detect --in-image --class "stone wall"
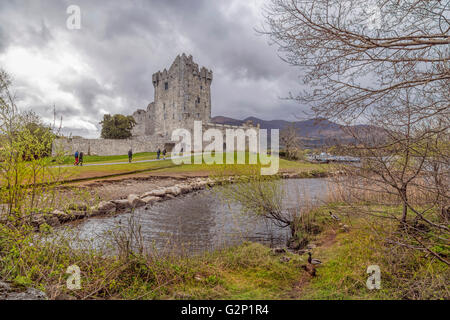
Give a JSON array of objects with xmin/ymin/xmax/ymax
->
[{"xmin": 52, "ymin": 137, "xmax": 167, "ymax": 156}]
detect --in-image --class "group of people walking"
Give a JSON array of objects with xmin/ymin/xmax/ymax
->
[
  {"xmin": 156, "ymin": 148, "xmax": 167, "ymax": 160},
  {"xmin": 74, "ymin": 148, "xmax": 168, "ymax": 166},
  {"xmin": 128, "ymin": 148, "xmax": 168, "ymax": 162},
  {"xmin": 74, "ymin": 151, "xmax": 84, "ymax": 166}
]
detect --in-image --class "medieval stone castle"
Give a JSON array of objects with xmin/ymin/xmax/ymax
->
[
  {"xmin": 132, "ymin": 53, "xmax": 214, "ymax": 139},
  {"xmin": 53, "ymin": 54, "xmax": 258, "ymax": 156}
]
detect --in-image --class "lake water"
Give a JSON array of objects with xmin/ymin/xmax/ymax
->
[{"xmin": 69, "ymin": 178, "xmax": 331, "ymax": 254}]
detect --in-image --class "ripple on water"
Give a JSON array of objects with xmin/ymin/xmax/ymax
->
[{"xmin": 70, "ymin": 178, "xmax": 331, "ymax": 254}]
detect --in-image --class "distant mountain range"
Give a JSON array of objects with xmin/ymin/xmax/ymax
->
[{"xmin": 211, "ymin": 116, "xmax": 375, "ymax": 147}]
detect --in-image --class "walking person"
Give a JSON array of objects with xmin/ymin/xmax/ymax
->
[
  {"xmin": 74, "ymin": 151, "xmax": 79, "ymax": 166},
  {"xmin": 79, "ymin": 151, "xmax": 84, "ymax": 166},
  {"xmin": 162, "ymin": 148, "xmax": 167, "ymax": 160},
  {"xmin": 128, "ymin": 149, "xmax": 133, "ymax": 163},
  {"xmin": 157, "ymin": 148, "xmax": 161, "ymax": 160}
]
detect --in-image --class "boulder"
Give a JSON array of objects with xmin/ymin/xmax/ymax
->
[
  {"xmin": 141, "ymin": 189, "xmax": 166, "ymax": 198},
  {"xmin": 112, "ymin": 199, "xmax": 131, "ymax": 211},
  {"xmin": 177, "ymin": 184, "xmax": 192, "ymax": 194},
  {"xmin": 0, "ymin": 281, "xmax": 12, "ymax": 292},
  {"xmin": 30, "ymin": 214, "xmax": 45, "ymax": 228},
  {"xmin": 165, "ymin": 186, "xmax": 181, "ymax": 196},
  {"xmin": 127, "ymin": 194, "xmax": 146, "ymax": 208},
  {"xmin": 198, "ymin": 181, "xmax": 209, "ymax": 188},
  {"xmin": 96, "ymin": 201, "xmax": 116, "ymax": 214},
  {"xmin": 68, "ymin": 203, "xmax": 88, "ymax": 212},
  {"xmin": 141, "ymin": 196, "xmax": 161, "ymax": 205},
  {"xmin": 189, "ymin": 183, "xmax": 198, "ymax": 191},
  {"xmin": 70, "ymin": 211, "xmax": 86, "ymax": 220},
  {"xmin": 53, "ymin": 209, "xmax": 71, "ymax": 223},
  {"xmin": 1, "ymin": 284, "xmax": 47, "ymax": 300},
  {"xmin": 44, "ymin": 214, "xmax": 61, "ymax": 227},
  {"xmin": 59, "ymin": 211, "xmax": 85, "ymax": 221}
]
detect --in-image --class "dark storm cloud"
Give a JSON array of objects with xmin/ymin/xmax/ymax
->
[
  {"xmin": 0, "ymin": 27, "xmax": 7, "ymax": 53},
  {"xmin": 59, "ymin": 77, "xmax": 108, "ymax": 114},
  {"xmin": 0, "ymin": 0, "xmax": 304, "ymax": 138}
]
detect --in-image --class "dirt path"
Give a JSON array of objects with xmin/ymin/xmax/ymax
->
[{"xmin": 288, "ymin": 230, "xmax": 338, "ymax": 299}]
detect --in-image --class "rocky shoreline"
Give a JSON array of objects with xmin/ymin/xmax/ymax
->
[
  {"xmin": 29, "ymin": 172, "xmax": 328, "ymax": 229},
  {"xmin": 31, "ymin": 177, "xmax": 215, "ymax": 229}
]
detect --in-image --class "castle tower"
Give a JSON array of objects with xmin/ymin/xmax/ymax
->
[{"xmin": 148, "ymin": 53, "xmax": 213, "ymax": 137}]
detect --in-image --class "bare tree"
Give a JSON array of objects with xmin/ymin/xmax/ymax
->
[
  {"xmin": 263, "ymin": 0, "xmax": 449, "ymax": 263},
  {"xmin": 280, "ymin": 123, "xmax": 302, "ymax": 159},
  {"xmin": 263, "ymin": 0, "xmax": 449, "ymax": 124},
  {"xmin": 333, "ymin": 91, "xmax": 449, "ymax": 264}
]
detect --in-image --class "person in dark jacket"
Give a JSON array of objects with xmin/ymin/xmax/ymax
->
[
  {"xmin": 74, "ymin": 151, "xmax": 79, "ymax": 166},
  {"xmin": 128, "ymin": 149, "xmax": 133, "ymax": 163},
  {"xmin": 157, "ymin": 148, "xmax": 161, "ymax": 160},
  {"xmin": 162, "ymin": 148, "xmax": 167, "ymax": 160},
  {"xmin": 79, "ymin": 152, "xmax": 84, "ymax": 166}
]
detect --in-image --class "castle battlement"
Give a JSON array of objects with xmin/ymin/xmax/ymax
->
[
  {"xmin": 134, "ymin": 54, "xmax": 214, "ymax": 138},
  {"xmin": 130, "ymin": 54, "xmax": 258, "ymax": 151}
]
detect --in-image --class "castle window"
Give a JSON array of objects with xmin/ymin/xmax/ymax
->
[
  {"xmin": 173, "ymin": 113, "xmax": 175, "ymax": 120},
  {"xmin": 197, "ymin": 97, "xmax": 200, "ymax": 104},
  {"xmin": 197, "ymin": 113, "xmax": 200, "ymax": 118},
  {"xmin": 165, "ymin": 82, "xmax": 169, "ymax": 90},
  {"xmin": 200, "ymin": 85, "xmax": 203, "ymax": 90}
]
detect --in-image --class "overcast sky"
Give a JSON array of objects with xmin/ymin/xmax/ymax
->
[{"xmin": 0, "ymin": 0, "xmax": 306, "ymax": 138}]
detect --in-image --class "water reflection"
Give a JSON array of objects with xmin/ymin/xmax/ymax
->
[{"xmin": 70, "ymin": 178, "xmax": 330, "ymax": 254}]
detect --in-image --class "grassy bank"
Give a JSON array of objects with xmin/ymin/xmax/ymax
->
[
  {"xmin": 0, "ymin": 225, "xmax": 306, "ymax": 299},
  {"xmin": 298, "ymin": 204, "xmax": 449, "ymax": 300},
  {"xmin": 1, "ymin": 202, "xmax": 446, "ymax": 300},
  {"xmin": 59, "ymin": 152, "xmax": 158, "ymax": 165}
]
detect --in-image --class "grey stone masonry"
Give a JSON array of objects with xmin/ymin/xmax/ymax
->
[
  {"xmin": 52, "ymin": 137, "xmax": 168, "ymax": 156},
  {"xmin": 132, "ymin": 53, "xmax": 213, "ymax": 138}
]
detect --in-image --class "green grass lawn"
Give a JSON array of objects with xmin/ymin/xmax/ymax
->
[
  {"xmin": 1, "ymin": 151, "xmax": 331, "ymax": 185},
  {"xmin": 59, "ymin": 152, "xmax": 158, "ymax": 165},
  {"xmin": 55, "ymin": 152, "xmax": 331, "ymax": 181}
]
